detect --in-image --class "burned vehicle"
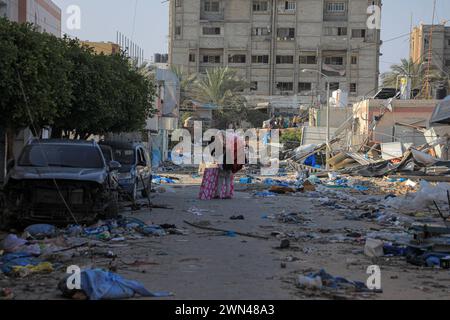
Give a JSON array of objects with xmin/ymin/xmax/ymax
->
[{"xmin": 1, "ymin": 140, "xmax": 121, "ymax": 226}]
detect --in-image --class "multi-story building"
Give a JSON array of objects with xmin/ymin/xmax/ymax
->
[
  {"xmin": 0, "ymin": 0, "xmax": 61, "ymax": 37},
  {"xmin": 169, "ymin": 0, "xmax": 382, "ymax": 106},
  {"xmin": 410, "ymin": 23, "xmax": 450, "ymax": 76}
]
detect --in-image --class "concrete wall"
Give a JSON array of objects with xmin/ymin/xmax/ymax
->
[{"xmin": 353, "ymin": 99, "xmax": 439, "ymax": 146}]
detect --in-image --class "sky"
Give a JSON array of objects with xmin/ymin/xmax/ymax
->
[{"xmin": 52, "ymin": 0, "xmax": 450, "ymax": 72}]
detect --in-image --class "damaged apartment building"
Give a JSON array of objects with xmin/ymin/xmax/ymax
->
[{"xmin": 169, "ymin": 0, "xmax": 382, "ymax": 111}]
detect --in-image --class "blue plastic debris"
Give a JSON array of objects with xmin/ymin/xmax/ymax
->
[
  {"xmin": 0, "ymin": 253, "xmax": 41, "ymax": 275},
  {"xmin": 255, "ymin": 191, "xmax": 277, "ymax": 197},
  {"xmin": 225, "ymin": 231, "xmax": 237, "ymax": 237},
  {"xmin": 152, "ymin": 175, "xmax": 176, "ymax": 184},
  {"xmin": 60, "ymin": 269, "xmax": 172, "ymax": 300},
  {"xmin": 306, "ymin": 269, "xmax": 370, "ymax": 292},
  {"xmin": 239, "ymin": 177, "xmax": 253, "ymax": 184},
  {"xmin": 353, "ymin": 185, "xmax": 369, "ymax": 192},
  {"xmin": 24, "ymin": 224, "xmax": 56, "ymax": 239}
]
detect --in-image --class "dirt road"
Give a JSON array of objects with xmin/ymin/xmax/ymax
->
[{"xmin": 1, "ymin": 175, "xmax": 449, "ymax": 300}]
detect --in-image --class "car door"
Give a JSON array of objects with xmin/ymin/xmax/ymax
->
[{"xmin": 136, "ymin": 147, "xmax": 149, "ymax": 190}]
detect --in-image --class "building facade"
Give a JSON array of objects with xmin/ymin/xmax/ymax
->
[
  {"xmin": 169, "ymin": 0, "xmax": 381, "ymax": 105},
  {"xmin": 410, "ymin": 23, "xmax": 450, "ymax": 76},
  {"xmin": 0, "ymin": 0, "xmax": 61, "ymax": 37}
]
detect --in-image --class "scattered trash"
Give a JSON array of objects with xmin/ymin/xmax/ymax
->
[
  {"xmin": 58, "ymin": 269, "xmax": 172, "ymax": 300},
  {"xmin": 364, "ymin": 238, "xmax": 384, "ymax": 258},
  {"xmin": 297, "ymin": 269, "xmax": 373, "ymax": 293},
  {"xmin": 23, "ymin": 224, "xmax": 57, "ymax": 240},
  {"xmin": 230, "ymin": 215, "xmax": 244, "ymax": 220}
]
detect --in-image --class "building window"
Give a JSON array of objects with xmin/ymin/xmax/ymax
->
[
  {"xmin": 252, "ymin": 27, "xmax": 270, "ymax": 36},
  {"xmin": 276, "ymin": 55, "xmax": 294, "ymax": 64},
  {"xmin": 253, "ymin": 1, "xmax": 268, "ymax": 11},
  {"xmin": 327, "ymin": 82, "xmax": 340, "ymax": 90},
  {"xmin": 350, "ymin": 83, "xmax": 357, "ymax": 93},
  {"xmin": 228, "ymin": 54, "xmax": 246, "ymax": 63},
  {"xmin": 324, "ymin": 27, "xmax": 347, "ymax": 36},
  {"xmin": 351, "ymin": 56, "xmax": 358, "ymax": 65},
  {"xmin": 352, "ymin": 29, "xmax": 366, "ymax": 39},
  {"xmin": 203, "ymin": 55, "xmax": 221, "ymax": 63},
  {"xmin": 277, "ymin": 28, "xmax": 295, "ymax": 39},
  {"xmin": 298, "ymin": 82, "xmax": 312, "ymax": 91},
  {"xmin": 250, "ymin": 81, "xmax": 258, "ymax": 91},
  {"xmin": 204, "ymin": 1, "xmax": 220, "ymax": 12},
  {"xmin": 327, "ymin": 2, "xmax": 346, "ymax": 12},
  {"xmin": 175, "ymin": 26, "xmax": 182, "ymax": 36},
  {"xmin": 324, "ymin": 56, "xmax": 344, "ymax": 65},
  {"xmin": 277, "ymin": 82, "xmax": 294, "ymax": 91},
  {"xmin": 445, "ymin": 60, "xmax": 450, "ymax": 67},
  {"xmin": 175, "ymin": 0, "xmax": 182, "ymax": 7},
  {"xmin": 202, "ymin": 27, "xmax": 221, "ymax": 35},
  {"xmin": 283, "ymin": 1, "xmax": 296, "ymax": 11},
  {"xmin": 252, "ymin": 55, "xmax": 269, "ymax": 64},
  {"xmin": 189, "ymin": 54, "xmax": 196, "ymax": 62},
  {"xmin": 447, "ymin": 39, "xmax": 450, "ymax": 46},
  {"xmin": 299, "ymin": 55, "xmax": 317, "ymax": 64}
]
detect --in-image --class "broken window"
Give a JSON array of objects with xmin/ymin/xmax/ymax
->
[
  {"xmin": 204, "ymin": 0, "xmax": 220, "ymax": 12},
  {"xmin": 277, "ymin": 82, "xmax": 294, "ymax": 91},
  {"xmin": 252, "ymin": 27, "xmax": 270, "ymax": 36},
  {"xmin": 203, "ymin": 55, "xmax": 221, "ymax": 63},
  {"xmin": 228, "ymin": 54, "xmax": 246, "ymax": 63},
  {"xmin": 324, "ymin": 56, "xmax": 344, "ymax": 65},
  {"xmin": 352, "ymin": 29, "xmax": 366, "ymax": 39},
  {"xmin": 299, "ymin": 55, "xmax": 317, "ymax": 64},
  {"xmin": 298, "ymin": 82, "xmax": 312, "ymax": 91},
  {"xmin": 253, "ymin": 1, "xmax": 268, "ymax": 11},
  {"xmin": 276, "ymin": 55, "xmax": 294, "ymax": 64},
  {"xmin": 277, "ymin": 28, "xmax": 295, "ymax": 38},
  {"xmin": 252, "ymin": 55, "xmax": 269, "ymax": 64},
  {"xmin": 203, "ymin": 27, "xmax": 221, "ymax": 35},
  {"xmin": 324, "ymin": 26, "xmax": 347, "ymax": 36}
]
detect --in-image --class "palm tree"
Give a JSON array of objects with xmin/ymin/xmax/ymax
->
[
  {"xmin": 170, "ymin": 65, "xmax": 196, "ymax": 102},
  {"xmin": 381, "ymin": 58, "xmax": 446, "ymax": 92},
  {"xmin": 191, "ymin": 67, "xmax": 249, "ymax": 105},
  {"xmin": 189, "ymin": 67, "xmax": 250, "ymax": 129}
]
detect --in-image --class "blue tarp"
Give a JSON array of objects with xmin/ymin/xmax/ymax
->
[{"xmin": 74, "ymin": 269, "xmax": 172, "ymax": 300}]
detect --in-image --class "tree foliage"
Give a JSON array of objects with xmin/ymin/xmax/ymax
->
[
  {"xmin": 184, "ymin": 67, "xmax": 250, "ymax": 129},
  {"xmin": 0, "ymin": 18, "xmax": 156, "ymax": 141},
  {"xmin": 0, "ymin": 18, "xmax": 71, "ymax": 133},
  {"xmin": 381, "ymin": 58, "xmax": 447, "ymax": 91}
]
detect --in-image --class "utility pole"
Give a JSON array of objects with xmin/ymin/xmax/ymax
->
[{"xmin": 422, "ymin": 0, "xmax": 437, "ymax": 99}]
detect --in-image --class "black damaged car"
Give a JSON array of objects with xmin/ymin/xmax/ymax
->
[{"xmin": 1, "ymin": 139, "xmax": 122, "ymax": 226}]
